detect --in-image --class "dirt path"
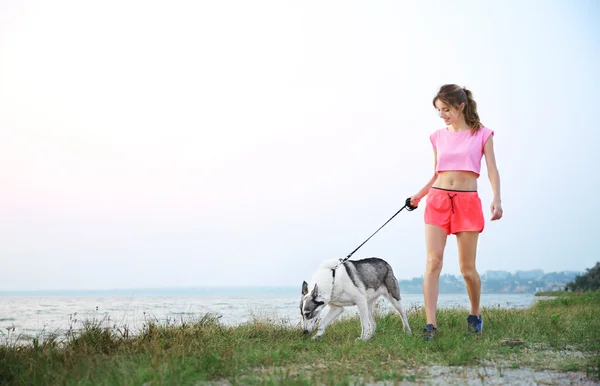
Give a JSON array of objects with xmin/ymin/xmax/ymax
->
[{"xmin": 373, "ymin": 365, "xmax": 598, "ymax": 385}]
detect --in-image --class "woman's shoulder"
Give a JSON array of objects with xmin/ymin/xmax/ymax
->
[
  {"xmin": 429, "ymin": 127, "xmax": 446, "ymax": 148},
  {"xmin": 478, "ymin": 125, "xmax": 494, "ymax": 135},
  {"xmin": 477, "ymin": 126, "xmax": 495, "ymax": 148}
]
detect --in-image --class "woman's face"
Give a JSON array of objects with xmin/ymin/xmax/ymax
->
[{"xmin": 435, "ymin": 99, "xmax": 464, "ymax": 126}]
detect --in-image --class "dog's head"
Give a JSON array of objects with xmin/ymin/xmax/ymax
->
[{"xmin": 300, "ymin": 281, "xmax": 326, "ymax": 334}]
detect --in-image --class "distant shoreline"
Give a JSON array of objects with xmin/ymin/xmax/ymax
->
[
  {"xmin": 0, "ymin": 286, "xmax": 302, "ymax": 297},
  {"xmin": 0, "ymin": 287, "xmax": 561, "ymax": 297},
  {"xmin": 0, "ymin": 269, "xmax": 581, "ymax": 296}
]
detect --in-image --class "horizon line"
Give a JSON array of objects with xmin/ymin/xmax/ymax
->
[{"xmin": 0, "ymin": 268, "xmax": 584, "ymax": 294}]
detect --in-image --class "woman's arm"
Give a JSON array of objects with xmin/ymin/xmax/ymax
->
[
  {"xmin": 484, "ymin": 136, "xmax": 503, "ymax": 220},
  {"xmin": 415, "ymin": 174, "xmax": 438, "ymax": 201},
  {"xmin": 410, "ymin": 148, "xmax": 438, "ymax": 207}
]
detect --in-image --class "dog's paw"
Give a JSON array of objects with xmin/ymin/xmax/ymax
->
[{"xmin": 311, "ymin": 335, "xmax": 323, "ymax": 341}]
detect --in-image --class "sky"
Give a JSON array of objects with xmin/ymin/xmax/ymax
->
[{"xmin": 1, "ymin": 0, "xmax": 598, "ymax": 291}]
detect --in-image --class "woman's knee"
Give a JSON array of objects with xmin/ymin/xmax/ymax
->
[
  {"xmin": 460, "ymin": 265, "xmax": 480, "ymax": 282},
  {"xmin": 425, "ymin": 252, "xmax": 444, "ymax": 275}
]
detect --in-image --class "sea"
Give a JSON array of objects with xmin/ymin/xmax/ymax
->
[{"xmin": 0, "ymin": 288, "xmax": 551, "ymax": 344}]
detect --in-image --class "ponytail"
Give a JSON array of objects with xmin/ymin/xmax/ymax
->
[{"xmin": 462, "ymin": 87, "xmax": 482, "ymax": 134}]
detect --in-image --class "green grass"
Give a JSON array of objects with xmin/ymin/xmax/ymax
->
[
  {"xmin": 534, "ymin": 290, "xmax": 569, "ymax": 297},
  {"xmin": 1, "ymin": 291, "xmax": 599, "ymax": 385}
]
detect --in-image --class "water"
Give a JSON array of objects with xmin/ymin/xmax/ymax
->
[{"xmin": 0, "ymin": 289, "xmax": 550, "ymax": 343}]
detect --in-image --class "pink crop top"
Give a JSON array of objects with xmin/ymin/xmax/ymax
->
[{"xmin": 429, "ymin": 126, "xmax": 494, "ymax": 177}]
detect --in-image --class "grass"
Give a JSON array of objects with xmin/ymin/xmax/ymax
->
[
  {"xmin": 534, "ymin": 290, "xmax": 569, "ymax": 297},
  {"xmin": 1, "ymin": 291, "xmax": 599, "ymax": 385}
]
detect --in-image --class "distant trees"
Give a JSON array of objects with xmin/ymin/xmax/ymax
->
[
  {"xmin": 397, "ymin": 270, "xmax": 580, "ymax": 294},
  {"xmin": 567, "ymin": 262, "xmax": 600, "ymax": 292}
]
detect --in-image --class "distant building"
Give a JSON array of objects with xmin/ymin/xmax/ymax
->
[
  {"xmin": 483, "ymin": 270, "xmax": 511, "ymax": 280},
  {"xmin": 515, "ymin": 269, "xmax": 544, "ymax": 280},
  {"xmin": 400, "ymin": 269, "xmax": 579, "ymax": 294}
]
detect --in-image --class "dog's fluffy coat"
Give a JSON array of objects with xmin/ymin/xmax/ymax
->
[{"xmin": 300, "ymin": 257, "xmax": 411, "ymax": 340}]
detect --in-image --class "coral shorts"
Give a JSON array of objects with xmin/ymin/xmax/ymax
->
[{"xmin": 424, "ymin": 187, "xmax": 485, "ymax": 235}]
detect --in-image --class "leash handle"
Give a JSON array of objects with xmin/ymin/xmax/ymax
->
[
  {"xmin": 344, "ymin": 197, "xmax": 417, "ymax": 261},
  {"xmin": 405, "ymin": 197, "xmax": 418, "ymax": 211}
]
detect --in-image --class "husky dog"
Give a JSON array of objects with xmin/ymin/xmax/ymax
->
[{"xmin": 300, "ymin": 257, "xmax": 412, "ymax": 340}]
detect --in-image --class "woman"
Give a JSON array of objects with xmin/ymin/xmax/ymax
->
[{"xmin": 410, "ymin": 84, "xmax": 503, "ymax": 339}]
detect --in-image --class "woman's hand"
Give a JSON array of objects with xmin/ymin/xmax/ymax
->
[
  {"xmin": 409, "ymin": 195, "xmax": 421, "ymax": 208},
  {"xmin": 490, "ymin": 200, "xmax": 503, "ymax": 220}
]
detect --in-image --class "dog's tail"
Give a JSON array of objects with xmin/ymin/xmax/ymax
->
[{"xmin": 384, "ymin": 265, "xmax": 402, "ymax": 301}]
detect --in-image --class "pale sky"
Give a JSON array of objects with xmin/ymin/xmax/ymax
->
[{"xmin": 1, "ymin": 0, "xmax": 598, "ymax": 291}]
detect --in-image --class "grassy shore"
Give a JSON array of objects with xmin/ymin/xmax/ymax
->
[
  {"xmin": 1, "ymin": 291, "xmax": 599, "ymax": 385},
  {"xmin": 534, "ymin": 290, "xmax": 569, "ymax": 297}
]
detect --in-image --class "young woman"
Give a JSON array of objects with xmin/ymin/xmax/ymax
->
[{"xmin": 410, "ymin": 84, "xmax": 503, "ymax": 339}]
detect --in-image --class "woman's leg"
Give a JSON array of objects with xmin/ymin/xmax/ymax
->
[
  {"xmin": 456, "ymin": 231, "xmax": 481, "ymax": 316},
  {"xmin": 423, "ymin": 224, "xmax": 448, "ymax": 326}
]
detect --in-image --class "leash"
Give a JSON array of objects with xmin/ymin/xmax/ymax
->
[
  {"xmin": 328, "ymin": 197, "xmax": 417, "ymax": 300},
  {"xmin": 342, "ymin": 197, "xmax": 417, "ymax": 264}
]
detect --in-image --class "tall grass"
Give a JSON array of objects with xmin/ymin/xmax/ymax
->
[{"xmin": 1, "ymin": 291, "xmax": 598, "ymax": 385}]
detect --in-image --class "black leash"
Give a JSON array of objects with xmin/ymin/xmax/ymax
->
[
  {"xmin": 328, "ymin": 197, "xmax": 417, "ymax": 298},
  {"xmin": 340, "ymin": 197, "xmax": 417, "ymax": 265}
]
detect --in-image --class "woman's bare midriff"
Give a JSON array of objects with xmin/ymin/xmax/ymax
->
[{"xmin": 432, "ymin": 171, "xmax": 479, "ymax": 191}]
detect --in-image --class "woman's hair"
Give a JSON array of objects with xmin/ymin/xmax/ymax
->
[{"xmin": 433, "ymin": 84, "xmax": 482, "ymax": 134}]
